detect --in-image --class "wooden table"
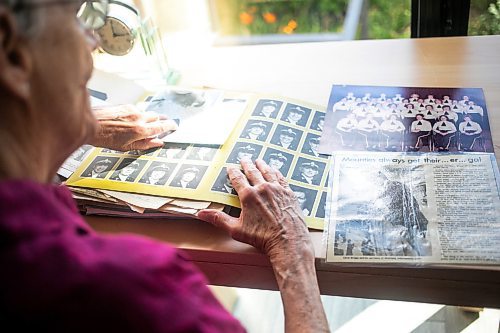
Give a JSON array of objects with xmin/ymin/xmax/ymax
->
[{"xmin": 87, "ymin": 36, "xmax": 500, "ymax": 308}]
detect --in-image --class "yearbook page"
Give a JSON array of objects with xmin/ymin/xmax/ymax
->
[{"xmin": 66, "ymin": 93, "xmax": 332, "ymax": 230}]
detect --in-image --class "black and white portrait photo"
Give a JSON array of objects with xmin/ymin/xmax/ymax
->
[
  {"xmin": 270, "ymin": 125, "xmax": 303, "ymax": 151},
  {"xmin": 211, "ymin": 168, "xmax": 237, "ymax": 195},
  {"xmin": 142, "ymin": 147, "xmax": 161, "ymax": 157},
  {"xmin": 301, "ymin": 133, "xmax": 325, "ymax": 158},
  {"xmin": 310, "ymin": 111, "xmax": 325, "ymax": 132},
  {"xmin": 145, "ymin": 89, "xmax": 220, "ymax": 125},
  {"xmin": 262, "ymin": 148, "xmax": 293, "ymax": 177},
  {"xmin": 289, "ymin": 184, "xmax": 317, "ymax": 217},
  {"xmin": 101, "ymin": 148, "xmax": 121, "ymax": 154},
  {"xmin": 109, "ymin": 159, "xmax": 147, "ymax": 183},
  {"xmin": 280, "ymin": 104, "xmax": 311, "ymax": 127},
  {"xmin": 291, "ymin": 158, "xmax": 326, "ymax": 186},
  {"xmin": 239, "ymin": 120, "xmax": 273, "ymax": 142},
  {"xmin": 71, "ymin": 145, "xmax": 92, "ymax": 162},
  {"xmin": 158, "ymin": 143, "xmax": 190, "ymax": 160},
  {"xmin": 169, "ymin": 164, "xmax": 208, "ymax": 189},
  {"xmin": 226, "ymin": 143, "xmax": 263, "ymax": 164},
  {"xmin": 315, "ymin": 191, "xmax": 328, "ymax": 218},
  {"xmin": 186, "ymin": 146, "xmax": 218, "ymax": 161},
  {"xmin": 252, "ymin": 99, "xmax": 283, "ymax": 119},
  {"xmin": 138, "ymin": 162, "xmax": 175, "ymax": 186},
  {"xmin": 81, "ymin": 156, "xmax": 119, "ymax": 179}
]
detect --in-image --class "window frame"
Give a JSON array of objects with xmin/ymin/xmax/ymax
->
[{"xmin": 411, "ymin": 0, "xmax": 471, "ymax": 38}]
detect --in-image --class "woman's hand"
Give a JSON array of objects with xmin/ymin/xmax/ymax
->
[
  {"xmin": 198, "ymin": 159, "xmax": 328, "ymax": 333},
  {"xmin": 89, "ymin": 105, "xmax": 178, "ymax": 151},
  {"xmin": 197, "ymin": 158, "xmax": 312, "ymax": 259}
]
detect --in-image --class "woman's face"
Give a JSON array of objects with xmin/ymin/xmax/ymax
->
[
  {"xmin": 122, "ymin": 165, "xmax": 137, "ymax": 176},
  {"xmin": 182, "ymin": 171, "xmax": 196, "ymax": 182},
  {"xmin": 249, "ymin": 126, "xmax": 264, "ymax": 135},
  {"xmin": 288, "ymin": 111, "xmax": 303, "ymax": 122},
  {"xmin": 151, "ymin": 170, "xmax": 166, "ymax": 180}
]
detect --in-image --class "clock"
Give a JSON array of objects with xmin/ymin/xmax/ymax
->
[{"xmin": 95, "ymin": 1, "xmax": 140, "ymax": 56}]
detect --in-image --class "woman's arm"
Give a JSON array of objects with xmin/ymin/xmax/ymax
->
[{"xmin": 198, "ymin": 159, "xmax": 329, "ymax": 333}]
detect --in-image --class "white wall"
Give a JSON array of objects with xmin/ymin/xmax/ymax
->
[{"xmin": 138, "ymin": 0, "xmax": 212, "ymax": 33}]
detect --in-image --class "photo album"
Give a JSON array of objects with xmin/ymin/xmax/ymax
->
[{"xmin": 65, "ymin": 88, "xmax": 330, "ymax": 230}]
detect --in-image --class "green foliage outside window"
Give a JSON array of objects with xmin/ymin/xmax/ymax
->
[
  {"xmin": 469, "ymin": 0, "xmax": 500, "ymax": 35},
  {"xmin": 213, "ymin": 0, "xmax": 349, "ymax": 36},
  {"xmin": 213, "ymin": 0, "xmax": 499, "ymax": 39},
  {"xmin": 360, "ymin": 0, "xmax": 411, "ymax": 39}
]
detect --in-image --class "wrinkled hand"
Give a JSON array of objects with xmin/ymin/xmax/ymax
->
[
  {"xmin": 89, "ymin": 105, "xmax": 178, "ymax": 151},
  {"xmin": 197, "ymin": 159, "xmax": 312, "ymax": 258}
]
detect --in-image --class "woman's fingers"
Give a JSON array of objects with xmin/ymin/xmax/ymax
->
[
  {"xmin": 197, "ymin": 209, "xmax": 238, "ymax": 234},
  {"xmin": 227, "ymin": 166, "xmax": 251, "ymax": 193},
  {"xmin": 240, "ymin": 158, "xmax": 265, "ymax": 185},
  {"xmin": 142, "ymin": 112, "xmax": 161, "ymax": 123},
  {"xmin": 255, "ymin": 159, "xmax": 279, "ymax": 183},
  {"xmin": 142, "ymin": 119, "xmax": 178, "ymax": 138}
]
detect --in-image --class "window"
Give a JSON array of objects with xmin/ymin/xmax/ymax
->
[{"xmin": 209, "ymin": 0, "xmax": 363, "ymax": 45}]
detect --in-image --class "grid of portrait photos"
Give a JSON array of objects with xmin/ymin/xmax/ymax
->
[
  {"xmin": 67, "ymin": 95, "xmax": 331, "ymax": 230},
  {"xmin": 78, "ymin": 143, "xmax": 220, "ymax": 191},
  {"xmin": 319, "ymin": 85, "xmax": 494, "ymax": 154},
  {"xmin": 214, "ymin": 98, "xmax": 331, "ymax": 226}
]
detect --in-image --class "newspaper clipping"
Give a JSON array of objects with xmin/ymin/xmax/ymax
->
[{"xmin": 326, "ymin": 152, "xmax": 500, "ymax": 265}]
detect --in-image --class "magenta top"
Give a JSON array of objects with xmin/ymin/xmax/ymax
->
[{"xmin": 0, "ymin": 181, "xmax": 245, "ymax": 332}]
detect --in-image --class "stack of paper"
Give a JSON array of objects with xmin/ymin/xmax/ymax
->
[{"xmin": 68, "ymin": 185, "xmax": 225, "ymax": 219}]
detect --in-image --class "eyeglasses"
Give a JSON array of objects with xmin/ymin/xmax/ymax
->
[
  {"xmin": 77, "ymin": 0, "xmax": 109, "ymax": 30},
  {"xmin": 13, "ymin": 0, "xmax": 109, "ymax": 30}
]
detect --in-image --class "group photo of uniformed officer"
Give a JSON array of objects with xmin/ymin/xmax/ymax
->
[
  {"xmin": 289, "ymin": 184, "xmax": 317, "ymax": 217},
  {"xmin": 310, "ymin": 111, "xmax": 325, "ymax": 132},
  {"xmin": 186, "ymin": 146, "xmax": 219, "ymax": 161},
  {"xmin": 216, "ymin": 98, "xmax": 331, "ymax": 221},
  {"xmin": 269, "ymin": 125, "xmax": 303, "ymax": 151},
  {"xmin": 109, "ymin": 159, "xmax": 148, "ymax": 183},
  {"xmin": 280, "ymin": 104, "xmax": 312, "ymax": 127},
  {"xmin": 211, "ymin": 168, "xmax": 237, "ymax": 195},
  {"xmin": 321, "ymin": 85, "xmax": 492, "ymax": 153},
  {"xmin": 158, "ymin": 143, "xmax": 189, "ymax": 160},
  {"xmin": 262, "ymin": 148, "xmax": 293, "ymax": 177},
  {"xmin": 251, "ymin": 99, "xmax": 282, "ymax": 119},
  {"xmin": 239, "ymin": 120, "xmax": 273, "ymax": 142},
  {"xmin": 81, "ymin": 156, "xmax": 119, "ymax": 179},
  {"xmin": 315, "ymin": 192, "xmax": 327, "ymax": 219},
  {"xmin": 301, "ymin": 133, "xmax": 326, "ymax": 159},
  {"xmin": 138, "ymin": 162, "xmax": 175, "ymax": 186},
  {"xmin": 71, "ymin": 145, "xmax": 93, "ymax": 162},
  {"xmin": 291, "ymin": 158, "xmax": 326, "ymax": 186},
  {"xmin": 169, "ymin": 164, "xmax": 208, "ymax": 190},
  {"xmin": 226, "ymin": 142, "xmax": 263, "ymax": 164}
]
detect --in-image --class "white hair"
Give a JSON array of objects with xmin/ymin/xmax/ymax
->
[{"xmin": 0, "ymin": 0, "xmax": 45, "ymax": 37}]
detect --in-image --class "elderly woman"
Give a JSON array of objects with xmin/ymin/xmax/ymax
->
[{"xmin": 0, "ymin": 1, "xmax": 328, "ymax": 332}]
